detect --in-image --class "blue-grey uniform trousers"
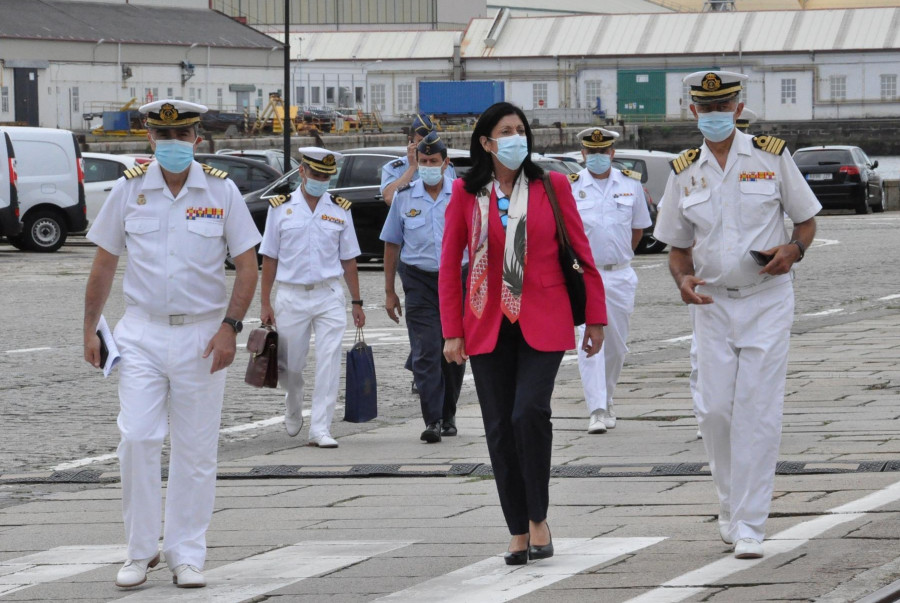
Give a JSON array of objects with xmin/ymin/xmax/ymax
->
[{"xmin": 398, "ymin": 261, "xmax": 465, "ymax": 425}]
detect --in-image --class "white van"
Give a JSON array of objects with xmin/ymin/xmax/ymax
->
[
  {"xmin": 0, "ymin": 127, "xmax": 86, "ymax": 252},
  {"xmin": 0, "ymin": 131, "xmax": 21, "ymax": 238}
]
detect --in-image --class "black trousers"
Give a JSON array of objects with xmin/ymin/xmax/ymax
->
[
  {"xmin": 398, "ymin": 262, "xmax": 466, "ymax": 425},
  {"xmin": 469, "ymin": 318, "xmax": 564, "ymax": 535}
]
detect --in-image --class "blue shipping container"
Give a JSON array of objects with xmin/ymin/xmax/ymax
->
[
  {"xmin": 418, "ymin": 81, "xmax": 505, "ymax": 116},
  {"xmin": 102, "ymin": 111, "xmax": 131, "ymax": 131}
]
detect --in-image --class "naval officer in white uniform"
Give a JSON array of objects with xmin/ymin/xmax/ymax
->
[{"xmin": 84, "ymin": 100, "xmax": 261, "ymax": 589}]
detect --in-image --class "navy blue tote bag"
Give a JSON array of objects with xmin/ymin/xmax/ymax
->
[{"xmin": 344, "ymin": 328, "xmax": 377, "ymax": 422}]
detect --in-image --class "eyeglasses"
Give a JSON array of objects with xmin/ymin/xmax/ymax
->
[{"xmin": 497, "ymin": 197, "xmax": 510, "ymax": 229}]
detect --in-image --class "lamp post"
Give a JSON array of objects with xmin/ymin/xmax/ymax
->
[
  {"xmin": 92, "ymin": 38, "xmax": 106, "ymax": 64},
  {"xmin": 282, "ymin": 0, "xmax": 290, "ymax": 172}
]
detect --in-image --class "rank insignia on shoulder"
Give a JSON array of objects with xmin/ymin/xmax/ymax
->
[
  {"xmin": 202, "ymin": 164, "xmax": 229, "ymax": 179},
  {"xmin": 621, "ymin": 169, "xmax": 642, "ymax": 181},
  {"xmin": 332, "ymin": 196, "xmax": 352, "ymax": 210},
  {"xmin": 391, "ymin": 159, "xmax": 405, "ymax": 168},
  {"xmin": 568, "ymin": 172, "xmax": 580, "ymax": 183},
  {"xmin": 752, "ymin": 135, "xmax": 787, "ymax": 156},
  {"xmin": 670, "ymin": 148, "xmax": 701, "ymax": 174},
  {"xmin": 268, "ymin": 195, "xmax": 288, "ymax": 208},
  {"xmin": 123, "ymin": 164, "xmax": 149, "ymax": 180},
  {"xmin": 397, "ymin": 183, "xmax": 412, "ymax": 193}
]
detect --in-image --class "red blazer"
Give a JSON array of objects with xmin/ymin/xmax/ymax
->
[{"xmin": 439, "ymin": 171, "xmax": 606, "ymax": 356}]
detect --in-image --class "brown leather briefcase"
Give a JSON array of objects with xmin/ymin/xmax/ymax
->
[{"xmin": 244, "ymin": 325, "xmax": 278, "ymax": 388}]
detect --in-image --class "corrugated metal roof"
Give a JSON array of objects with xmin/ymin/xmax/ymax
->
[
  {"xmin": 273, "ymin": 31, "xmax": 460, "ymax": 61},
  {"xmin": 487, "ymin": 0, "xmax": 672, "ymax": 14},
  {"xmin": 462, "ymin": 7, "xmax": 900, "ymax": 57},
  {"xmin": 0, "ymin": 0, "xmax": 280, "ymax": 47}
]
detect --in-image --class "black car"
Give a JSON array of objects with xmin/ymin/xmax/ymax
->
[
  {"xmin": 792, "ymin": 145, "xmax": 884, "ymax": 214},
  {"xmin": 194, "ymin": 154, "xmax": 283, "ymax": 195}
]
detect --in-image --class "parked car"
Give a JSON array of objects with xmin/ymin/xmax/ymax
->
[
  {"xmin": 792, "ymin": 145, "xmax": 884, "ymax": 214},
  {"xmin": 214, "ymin": 148, "xmax": 299, "ymax": 174},
  {"xmin": 0, "ymin": 130, "xmax": 21, "ymax": 239},
  {"xmin": 0, "ymin": 126, "xmax": 86, "ymax": 252},
  {"xmin": 194, "ymin": 154, "xmax": 283, "ymax": 195},
  {"xmin": 82, "ymin": 152, "xmax": 139, "ymax": 226}
]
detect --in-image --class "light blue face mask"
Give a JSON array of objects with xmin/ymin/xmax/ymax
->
[
  {"xmin": 154, "ymin": 139, "xmax": 195, "ymax": 173},
  {"xmin": 490, "ymin": 134, "xmax": 529, "ymax": 171},
  {"xmin": 303, "ymin": 177, "xmax": 330, "ymax": 198},
  {"xmin": 585, "ymin": 153, "xmax": 612, "ymax": 174},
  {"xmin": 697, "ymin": 111, "xmax": 736, "ymax": 143},
  {"xmin": 418, "ymin": 165, "xmax": 444, "ymax": 186}
]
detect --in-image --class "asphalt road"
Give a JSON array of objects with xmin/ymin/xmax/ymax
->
[{"xmin": 1, "ymin": 212, "xmax": 898, "ymax": 475}]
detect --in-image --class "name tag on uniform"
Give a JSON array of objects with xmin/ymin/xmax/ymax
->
[
  {"xmin": 186, "ymin": 207, "xmax": 224, "ymax": 220},
  {"xmin": 321, "ymin": 214, "xmax": 345, "ymax": 225},
  {"xmin": 739, "ymin": 171, "xmax": 775, "ymax": 182}
]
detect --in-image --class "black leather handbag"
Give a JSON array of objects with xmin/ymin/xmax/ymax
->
[{"xmin": 542, "ymin": 174, "xmax": 587, "ymax": 326}]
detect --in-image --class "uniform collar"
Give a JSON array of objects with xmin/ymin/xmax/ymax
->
[
  {"xmin": 699, "ymin": 129, "xmax": 752, "ymax": 166},
  {"xmin": 583, "ymin": 167, "xmax": 614, "ymax": 188},
  {"xmin": 141, "ymin": 160, "xmax": 207, "ymax": 191},
  {"xmin": 412, "ymin": 174, "xmax": 452, "ymax": 200}
]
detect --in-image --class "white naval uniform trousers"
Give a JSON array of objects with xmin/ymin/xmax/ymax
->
[{"xmin": 275, "ymin": 279, "xmax": 347, "ymax": 439}]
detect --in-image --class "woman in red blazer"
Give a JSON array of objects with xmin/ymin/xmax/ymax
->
[{"xmin": 440, "ymin": 102, "xmax": 607, "ymax": 565}]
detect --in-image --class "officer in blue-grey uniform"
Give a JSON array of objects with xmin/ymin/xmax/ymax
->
[
  {"xmin": 83, "ymin": 100, "xmax": 261, "ymax": 590},
  {"xmin": 380, "ymin": 132, "xmax": 465, "ymax": 443},
  {"xmin": 569, "ymin": 127, "xmax": 652, "ymax": 435},
  {"xmin": 380, "ymin": 113, "xmax": 457, "ymax": 206},
  {"xmin": 654, "ymin": 71, "xmax": 821, "ymax": 560},
  {"xmin": 259, "ymin": 147, "xmax": 366, "ymax": 449}
]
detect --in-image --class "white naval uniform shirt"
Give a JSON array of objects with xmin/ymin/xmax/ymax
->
[
  {"xmin": 258, "ymin": 190, "xmax": 361, "ymax": 285},
  {"xmin": 87, "ymin": 161, "xmax": 261, "ymax": 316},
  {"xmin": 571, "ymin": 167, "xmax": 652, "ymax": 267},
  {"xmin": 654, "ymin": 131, "xmax": 821, "ymax": 288}
]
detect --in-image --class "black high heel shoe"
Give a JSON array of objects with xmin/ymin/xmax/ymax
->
[
  {"xmin": 504, "ymin": 537, "xmax": 529, "ymax": 566},
  {"xmin": 528, "ymin": 525, "xmax": 554, "ymax": 560}
]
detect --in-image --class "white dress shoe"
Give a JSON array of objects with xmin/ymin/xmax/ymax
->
[
  {"xmin": 115, "ymin": 553, "xmax": 160, "ymax": 588},
  {"xmin": 696, "ymin": 429, "xmax": 703, "ymax": 439},
  {"xmin": 588, "ymin": 411, "xmax": 607, "ymax": 434},
  {"xmin": 172, "ymin": 564, "xmax": 206, "ymax": 588},
  {"xmin": 734, "ymin": 538, "xmax": 764, "ymax": 559},
  {"xmin": 718, "ymin": 513, "xmax": 733, "ymax": 545},
  {"xmin": 602, "ymin": 403, "xmax": 617, "ymax": 429},
  {"xmin": 309, "ymin": 434, "xmax": 339, "ymax": 448},
  {"xmin": 284, "ymin": 411, "xmax": 303, "ymax": 437}
]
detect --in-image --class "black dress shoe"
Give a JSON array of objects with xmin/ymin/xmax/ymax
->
[
  {"xmin": 504, "ymin": 549, "xmax": 528, "ymax": 565},
  {"xmin": 420, "ymin": 422, "xmax": 441, "ymax": 443},
  {"xmin": 441, "ymin": 417, "xmax": 457, "ymax": 436},
  {"xmin": 411, "ymin": 379, "xmax": 418, "ymax": 394},
  {"xmin": 528, "ymin": 526, "xmax": 554, "ymax": 560}
]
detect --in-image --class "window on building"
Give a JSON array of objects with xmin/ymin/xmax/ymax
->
[
  {"xmin": 167, "ymin": 87, "xmax": 174, "ymax": 98},
  {"xmin": 397, "ymin": 83, "xmax": 413, "ymax": 112},
  {"xmin": 370, "ymin": 84, "xmax": 385, "ymax": 111},
  {"xmin": 881, "ymin": 74, "xmax": 897, "ymax": 101},
  {"xmin": 830, "ymin": 76, "xmax": 846, "ymax": 102},
  {"xmin": 781, "ymin": 78, "xmax": 796, "ymax": 105},
  {"xmin": 326, "ymin": 87, "xmax": 335, "ymax": 104},
  {"xmin": 1, "ymin": 87, "xmax": 8, "ymax": 113},
  {"xmin": 355, "ymin": 86, "xmax": 364, "ymax": 104},
  {"xmin": 71, "ymin": 87, "xmax": 79, "ymax": 112},
  {"xmin": 217, "ymin": 88, "xmax": 223, "ymax": 109},
  {"xmin": 533, "ymin": 83, "xmax": 548, "ymax": 108},
  {"xmin": 584, "ymin": 80, "xmax": 602, "ymax": 109},
  {"xmin": 189, "ymin": 88, "xmax": 196, "ymax": 103},
  {"xmin": 296, "ymin": 86, "xmax": 305, "ymax": 105},
  {"xmin": 311, "ymin": 86, "xmax": 321, "ymax": 104}
]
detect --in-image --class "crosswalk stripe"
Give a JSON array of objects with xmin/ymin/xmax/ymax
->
[
  {"xmin": 372, "ymin": 537, "xmax": 664, "ymax": 603},
  {"xmin": 115, "ymin": 540, "xmax": 413, "ymax": 602},
  {"xmin": 0, "ymin": 545, "xmax": 125, "ymax": 596}
]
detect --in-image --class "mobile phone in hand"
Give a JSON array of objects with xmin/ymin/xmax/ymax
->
[
  {"xmin": 97, "ymin": 330, "xmax": 109, "ymax": 367},
  {"xmin": 750, "ymin": 250, "xmax": 774, "ymax": 267}
]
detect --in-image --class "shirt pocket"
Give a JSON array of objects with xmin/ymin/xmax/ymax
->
[
  {"xmin": 739, "ymin": 180, "xmax": 780, "ymax": 226},
  {"xmin": 682, "ymin": 188, "xmax": 714, "ymax": 232},
  {"xmin": 614, "ymin": 195, "xmax": 636, "ymax": 226},
  {"xmin": 186, "ymin": 219, "xmax": 225, "ymax": 256},
  {"xmin": 124, "ymin": 217, "xmax": 160, "ymax": 255}
]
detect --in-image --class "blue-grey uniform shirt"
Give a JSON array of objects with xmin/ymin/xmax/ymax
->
[
  {"xmin": 380, "ymin": 156, "xmax": 457, "ymax": 194},
  {"xmin": 379, "ymin": 175, "xmax": 458, "ymax": 272}
]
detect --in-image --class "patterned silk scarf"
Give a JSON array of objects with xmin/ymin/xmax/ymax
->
[{"xmin": 468, "ymin": 173, "xmax": 528, "ymax": 322}]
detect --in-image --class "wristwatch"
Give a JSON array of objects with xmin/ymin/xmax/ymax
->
[
  {"xmin": 789, "ymin": 239, "xmax": 805, "ymax": 262},
  {"xmin": 351, "ymin": 300, "xmax": 364, "ymax": 306},
  {"xmin": 222, "ymin": 317, "xmax": 243, "ymax": 333}
]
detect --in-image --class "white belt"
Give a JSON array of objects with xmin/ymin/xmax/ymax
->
[
  {"xmin": 280, "ymin": 277, "xmax": 339, "ymax": 291},
  {"xmin": 599, "ymin": 261, "xmax": 631, "ymax": 272},
  {"xmin": 126, "ymin": 307, "xmax": 223, "ymax": 326},
  {"xmin": 699, "ymin": 273, "xmax": 792, "ymax": 299}
]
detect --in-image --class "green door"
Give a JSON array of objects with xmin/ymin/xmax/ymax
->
[{"xmin": 617, "ymin": 70, "xmax": 666, "ymax": 121}]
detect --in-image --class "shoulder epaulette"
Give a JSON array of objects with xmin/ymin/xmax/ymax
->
[
  {"xmin": 268, "ymin": 195, "xmax": 288, "ymax": 208},
  {"xmin": 397, "ymin": 182, "xmax": 413, "ymax": 193},
  {"xmin": 670, "ymin": 148, "xmax": 701, "ymax": 174},
  {"xmin": 390, "ymin": 159, "xmax": 405, "ymax": 168},
  {"xmin": 752, "ymin": 135, "xmax": 787, "ymax": 156},
  {"xmin": 621, "ymin": 169, "xmax": 642, "ymax": 181},
  {"xmin": 123, "ymin": 164, "xmax": 149, "ymax": 180},
  {"xmin": 568, "ymin": 172, "xmax": 580, "ymax": 183},
  {"xmin": 332, "ymin": 196, "xmax": 352, "ymax": 210},
  {"xmin": 202, "ymin": 164, "xmax": 229, "ymax": 179}
]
